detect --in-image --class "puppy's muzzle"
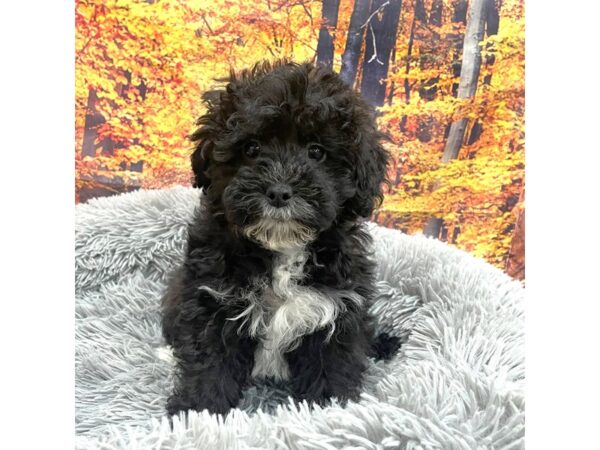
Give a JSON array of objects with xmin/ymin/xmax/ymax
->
[{"xmin": 266, "ymin": 184, "xmax": 293, "ymax": 208}]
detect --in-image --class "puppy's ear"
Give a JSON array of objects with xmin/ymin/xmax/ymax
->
[
  {"xmin": 190, "ymin": 138, "xmax": 212, "ymax": 190},
  {"xmin": 189, "ymin": 86, "xmax": 235, "ymax": 190},
  {"xmin": 346, "ymin": 129, "xmax": 389, "ymax": 218}
]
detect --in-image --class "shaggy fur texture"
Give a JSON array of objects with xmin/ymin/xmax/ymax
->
[
  {"xmin": 162, "ymin": 60, "xmax": 391, "ymax": 415},
  {"xmin": 74, "ymin": 186, "xmax": 525, "ymax": 449}
]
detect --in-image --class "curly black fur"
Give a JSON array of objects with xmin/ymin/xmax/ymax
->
[{"xmin": 162, "ymin": 59, "xmax": 390, "ymax": 415}]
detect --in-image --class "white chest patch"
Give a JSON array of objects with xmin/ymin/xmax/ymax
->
[{"xmin": 246, "ymin": 248, "xmax": 343, "ymax": 381}]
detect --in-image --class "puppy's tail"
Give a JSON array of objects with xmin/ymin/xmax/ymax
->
[{"xmin": 371, "ymin": 333, "xmax": 402, "ymax": 361}]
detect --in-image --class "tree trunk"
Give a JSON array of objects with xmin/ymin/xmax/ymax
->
[
  {"xmin": 387, "ymin": 43, "xmax": 397, "ymax": 105},
  {"xmin": 505, "ymin": 186, "xmax": 525, "ymax": 280},
  {"xmin": 403, "ymin": 11, "xmax": 417, "ymax": 103},
  {"xmin": 429, "ymin": 0, "xmax": 443, "ymax": 25},
  {"xmin": 82, "ymin": 89, "xmax": 103, "ymax": 157},
  {"xmin": 414, "ymin": 0, "xmax": 427, "ymax": 21},
  {"xmin": 399, "ymin": 0, "xmax": 423, "ymax": 130},
  {"xmin": 450, "ymin": 0, "xmax": 468, "ymax": 97},
  {"xmin": 316, "ymin": 0, "xmax": 341, "ymax": 70},
  {"xmin": 400, "ymin": 0, "xmax": 430, "ymax": 131},
  {"xmin": 81, "ymin": 88, "xmax": 116, "ymax": 158},
  {"xmin": 339, "ymin": 0, "xmax": 372, "ymax": 87},
  {"xmin": 360, "ymin": 0, "xmax": 403, "ymax": 106},
  {"xmin": 483, "ymin": 0, "xmax": 500, "ymax": 85},
  {"xmin": 418, "ymin": 0, "xmax": 443, "ymax": 101},
  {"xmin": 441, "ymin": 0, "xmax": 487, "ymax": 161},
  {"xmin": 423, "ymin": 217, "xmax": 444, "ymax": 238},
  {"xmin": 467, "ymin": 0, "xmax": 501, "ymax": 146},
  {"xmin": 423, "ymin": 0, "xmax": 488, "ymax": 237}
]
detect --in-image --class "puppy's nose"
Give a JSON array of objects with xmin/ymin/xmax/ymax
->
[{"xmin": 266, "ymin": 184, "xmax": 293, "ymax": 208}]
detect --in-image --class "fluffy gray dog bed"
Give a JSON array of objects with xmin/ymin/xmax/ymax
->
[{"xmin": 75, "ymin": 186, "xmax": 525, "ymax": 449}]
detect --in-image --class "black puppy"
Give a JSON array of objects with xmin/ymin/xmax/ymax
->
[{"xmin": 162, "ymin": 59, "xmax": 390, "ymax": 415}]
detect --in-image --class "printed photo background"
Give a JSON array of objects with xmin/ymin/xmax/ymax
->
[{"xmin": 75, "ymin": 0, "xmax": 525, "ymax": 279}]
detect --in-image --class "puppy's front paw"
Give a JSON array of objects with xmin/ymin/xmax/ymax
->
[{"xmin": 166, "ymin": 392, "xmax": 234, "ymax": 416}]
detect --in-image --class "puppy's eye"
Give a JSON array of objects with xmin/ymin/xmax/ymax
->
[
  {"xmin": 307, "ymin": 144, "xmax": 325, "ymax": 161},
  {"xmin": 244, "ymin": 141, "xmax": 261, "ymax": 158}
]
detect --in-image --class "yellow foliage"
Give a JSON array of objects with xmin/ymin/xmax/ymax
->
[{"xmin": 76, "ymin": 0, "xmax": 525, "ymax": 275}]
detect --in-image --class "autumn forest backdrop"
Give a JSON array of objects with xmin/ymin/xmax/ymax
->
[{"xmin": 75, "ymin": 0, "xmax": 525, "ymax": 279}]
